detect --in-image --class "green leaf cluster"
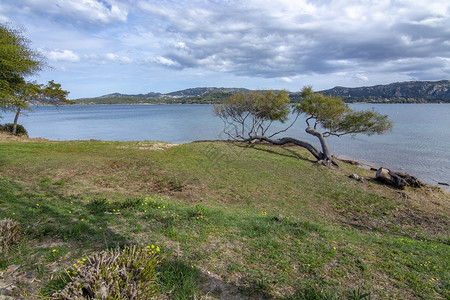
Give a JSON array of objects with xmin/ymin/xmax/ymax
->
[
  {"xmin": 14, "ymin": 80, "xmax": 71, "ymax": 111},
  {"xmin": 0, "ymin": 23, "xmax": 44, "ymax": 106},
  {"xmin": 215, "ymin": 90, "xmax": 290, "ymax": 123},
  {"xmin": 296, "ymin": 86, "xmax": 393, "ymax": 137},
  {"xmin": 214, "ymin": 90, "xmax": 291, "ymax": 138}
]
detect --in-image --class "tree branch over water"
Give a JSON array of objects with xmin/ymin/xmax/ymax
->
[{"xmin": 214, "ymin": 87, "xmax": 393, "ymax": 166}]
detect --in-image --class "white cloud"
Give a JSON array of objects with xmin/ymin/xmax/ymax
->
[
  {"xmin": 280, "ymin": 77, "xmax": 294, "ymax": 83},
  {"xmin": 105, "ymin": 53, "xmax": 132, "ymax": 63},
  {"xmin": 2, "ymin": 0, "xmax": 450, "ymax": 97},
  {"xmin": 46, "ymin": 49, "xmax": 80, "ymax": 62},
  {"xmin": 133, "ymin": 0, "xmax": 450, "ymax": 80},
  {"xmin": 15, "ymin": 0, "xmax": 128, "ymax": 25},
  {"xmin": 354, "ymin": 73, "xmax": 369, "ymax": 82},
  {"xmin": 152, "ymin": 56, "xmax": 180, "ymax": 67}
]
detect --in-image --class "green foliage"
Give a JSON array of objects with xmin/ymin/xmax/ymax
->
[
  {"xmin": 0, "ymin": 23, "xmax": 44, "ymax": 107},
  {"xmin": 1, "ymin": 24, "xmax": 69, "ymax": 135},
  {"xmin": 0, "ymin": 123, "xmax": 28, "ymax": 135},
  {"xmin": 297, "ymin": 86, "xmax": 349, "ymax": 127},
  {"xmin": 157, "ymin": 259, "xmax": 202, "ymax": 299},
  {"xmin": 9, "ymin": 81, "xmax": 70, "ymax": 128},
  {"xmin": 53, "ymin": 245, "xmax": 161, "ymax": 299},
  {"xmin": 14, "ymin": 80, "xmax": 70, "ymax": 109},
  {"xmin": 284, "ymin": 287, "xmax": 371, "ymax": 300},
  {"xmin": 214, "ymin": 86, "xmax": 392, "ymax": 162},
  {"xmin": 190, "ymin": 204, "xmax": 206, "ymax": 220},
  {"xmin": 296, "ymin": 86, "xmax": 393, "ymax": 137},
  {"xmin": 347, "ymin": 288, "xmax": 372, "ymax": 300},
  {"xmin": 284, "ymin": 288, "xmax": 339, "ymax": 300},
  {"xmin": 214, "ymin": 90, "xmax": 291, "ymax": 138},
  {"xmin": 44, "ymin": 247, "xmax": 67, "ymax": 262}
]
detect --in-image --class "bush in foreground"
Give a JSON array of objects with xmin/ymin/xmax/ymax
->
[
  {"xmin": 0, "ymin": 218, "xmax": 21, "ymax": 254},
  {"xmin": 0, "ymin": 123, "xmax": 28, "ymax": 136},
  {"xmin": 53, "ymin": 244, "xmax": 161, "ymax": 299}
]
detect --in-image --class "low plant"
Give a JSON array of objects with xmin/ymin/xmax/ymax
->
[
  {"xmin": 157, "ymin": 259, "xmax": 202, "ymax": 299},
  {"xmin": 190, "ymin": 204, "xmax": 206, "ymax": 220},
  {"xmin": 348, "ymin": 288, "xmax": 372, "ymax": 300},
  {"xmin": 0, "ymin": 218, "xmax": 21, "ymax": 254},
  {"xmin": 53, "ymin": 244, "xmax": 161, "ymax": 299},
  {"xmin": 0, "ymin": 123, "xmax": 28, "ymax": 136},
  {"xmin": 284, "ymin": 287, "xmax": 339, "ymax": 300}
]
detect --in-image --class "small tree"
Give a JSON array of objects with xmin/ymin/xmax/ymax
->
[
  {"xmin": 215, "ymin": 87, "xmax": 393, "ymax": 165},
  {"xmin": 10, "ymin": 80, "xmax": 70, "ymax": 134},
  {"xmin": 214, "ymin": 90, "xmax": 294, "ymax": 140},
  {"xmin": 0, "ymin": 23, "xmax": 44, "ymax": 108},
  {"xmin": 1, "ymin": 23, "xmax": 70, "ymax": 134}
]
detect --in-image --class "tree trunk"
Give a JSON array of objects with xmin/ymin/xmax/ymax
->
[
  {"xmin": 245, "ymin": 129, "xmax": 338, "ymax": 167},
  {"xmin": 376, "ymin": 167, "xmax": 423, "ymax": 189},
  {"xmin": 246, "ymin": 135, "xmax": 323, "ymax": 161},
  {"xmin": 12, "ymin": 107, "xmax": 21, "ymax": 135},
  {"xmin": 305, "ymin": 127, "xmax": 336, "ymax": 165}
]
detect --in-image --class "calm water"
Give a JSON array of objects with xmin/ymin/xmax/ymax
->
[{"xmin": 2, "ymin": 104, "xmax": 449, "ymax": 189}]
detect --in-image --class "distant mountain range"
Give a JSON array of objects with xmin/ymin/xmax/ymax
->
[
  {"xmin": 74, "ymin": 80, "xmax": 450, "ymax": 104},
  {"xmin": 320, "ymin": 80, "xmax": 450, "ymax": 103}
]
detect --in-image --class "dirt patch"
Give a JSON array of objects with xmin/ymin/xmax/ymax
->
[
  {"xmin": 340, "ymin": 206, "xmax": 449, "ymax": 239},
  {"xmin": 0, "ymin": 132, "xmax": 49, "ymax": 143},
  {"xmin": 0, "ymin": 264, "xmax": 40, "ymax": 299},
  {"xmin": 337, "ymin": 188, "xmax": 450, "ymax": 240},
  {"xmin": 199, "ymin": 269, "xmax": 269, "ymax": 300},
  {"xmin": 116, "ymin": 141, "xmax": 179, "ymax": 151}
]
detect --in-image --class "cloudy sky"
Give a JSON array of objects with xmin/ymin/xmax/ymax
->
[{"xmin": 1, "ymin": 0, "xmax": 449, "ymax": 99}]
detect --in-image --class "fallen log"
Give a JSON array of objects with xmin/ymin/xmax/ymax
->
[{"xmin": 376, "ymin": 167, "xmax": 423, "ymax": 189}]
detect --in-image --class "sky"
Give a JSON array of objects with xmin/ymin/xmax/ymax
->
[{"xmin": 1, "ymin": 0, "xmax": 449, "ymax": 99}]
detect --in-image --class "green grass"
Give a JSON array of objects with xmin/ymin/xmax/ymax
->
[{"xmin": 0, "ymin": 136, "xmax": 448, "ymax": 299}]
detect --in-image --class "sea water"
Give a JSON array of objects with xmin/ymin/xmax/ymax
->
[{"xmin": 1, "ymin": 103, "xmax": 449, "ymax": 189}]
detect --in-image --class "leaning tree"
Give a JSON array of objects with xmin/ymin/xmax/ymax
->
[
  {"xmin": 214, "ymin": 87, "xmax": 393, "ymax": 165},
  {"xmin": 10, "ymin": 80, "xmax": 70, "ymax": 135}
]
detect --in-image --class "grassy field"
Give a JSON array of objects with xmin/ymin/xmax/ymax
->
[{"xmin": 0, "ymin": 133, "xmax": 448, "ymax": 299}]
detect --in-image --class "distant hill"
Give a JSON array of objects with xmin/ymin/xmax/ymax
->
[
  {"xmin": 74, "ymin": 87, "xmax": 251, "ymax": 105},
  {"xmin": 74, "ymin": 80, "xmax": 450, "ymax": 104},
  {"xmin": 319, "ymin": 80, "xmax": 450, "ymax": 103},
  {"xmin": 166, "ymin": 87, "xmax": 250, "ymax": 97}
]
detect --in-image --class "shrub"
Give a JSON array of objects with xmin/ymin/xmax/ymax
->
[
  {"xmin": 190, "ymin": 204, "xmax": 206, "ymax": 219},
  {"xmin": 0, "ymin": 123, "xmax": 28, "ymax": 136},
  {"xmin": 53, "ymin": 244, "xmax": 161, "ymax": 299},
  {"xmin": 0, "ymin": 218, "xmax": 21, "ymax": 254}
]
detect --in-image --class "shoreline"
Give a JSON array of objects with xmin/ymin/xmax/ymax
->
[
  {"xmin": 335, "ymin": 154, "xmax": 379, "ymax": 171},
  {"xmin": 334, "ymin": 154, "xmax": 450, "ymax": 192},
  {"xmin": 1, "ymin": 132, "xmax": 448, "ymax": 192}
]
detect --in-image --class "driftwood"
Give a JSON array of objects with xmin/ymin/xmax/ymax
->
[
  {"xmin": 349, "ymin": 173, "xmax": 366, "ymax": 183},
  {"xmin": 376, "ymin": 167, "xmax": 423, "ymax": 189}
]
